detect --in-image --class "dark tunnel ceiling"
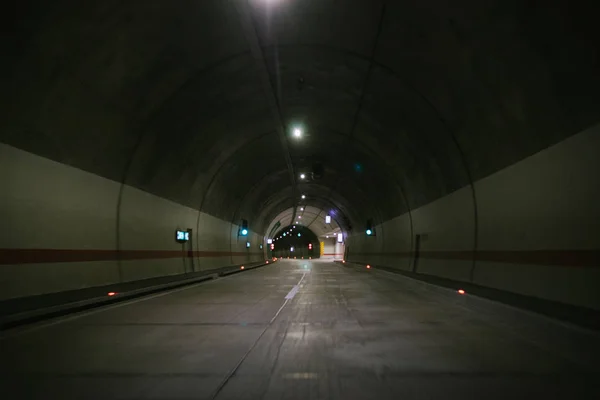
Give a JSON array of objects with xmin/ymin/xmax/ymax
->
[{"xmin": 2, "ymin": 0, "xmax": 599, "ymax": 234}]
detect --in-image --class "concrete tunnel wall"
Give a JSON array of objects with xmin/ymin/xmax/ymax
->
[
  {"xmin": 0, "ymin": 143, "xmax": 266, "ymax": 300},
  {"xmin": 1, "ymin": 125, "xmax": 599, "ymax": 306},
  {"xmin": 347, "ymin": 124, "xmax": 600, "ymax": 310},
  {"xmin": 321, "ymin": 239, "xmax": 339, "ymax": 260}
]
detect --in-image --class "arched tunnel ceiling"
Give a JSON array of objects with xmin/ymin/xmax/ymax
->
[
  {"xmin": 2, "ymin": 0, "xmax": 599, "ymax": 234},
  {"xmin": 266, "ymin": 206, "xmax": 342, "ymax": 239}
]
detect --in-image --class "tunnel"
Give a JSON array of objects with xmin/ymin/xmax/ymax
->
[{"xmin": 1, "ymin": 0, "xmax": 600, "ymax": 398}]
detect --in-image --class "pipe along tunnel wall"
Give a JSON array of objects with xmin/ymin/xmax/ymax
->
[{"xmin": 0, "ymin": 124, "xmax": 599, "ymax": 310}]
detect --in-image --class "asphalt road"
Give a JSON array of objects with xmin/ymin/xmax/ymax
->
[{"xmin": 1, "ymin": 260, "xmax": 599, "ymax": 399}]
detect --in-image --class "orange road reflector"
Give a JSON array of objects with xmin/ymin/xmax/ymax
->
[
  {"xmin": 458, "ymin": 289, "xmax": 465, "ymax": 295},
  {"xmin": 366, "ymin": 265, "xmax": 371, "ymax": 269},
  {"xmin": 240, "ymin": 266, "xmax": 245, "ymax": 270},
  {"xmin": 107, "ymin": 292, "xmax": 116, "ymax": 296}
]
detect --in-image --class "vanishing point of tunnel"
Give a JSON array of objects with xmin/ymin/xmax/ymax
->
[{"xmin": 1, "ymin": 1, "xmax": 600, "ymax": 399}]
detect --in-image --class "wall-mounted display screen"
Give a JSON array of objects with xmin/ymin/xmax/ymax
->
[
  {"xmin": 267, "ymin": 239, "xmax": 273, "ymax": 244},
  {"xmin": 176, "ymin": 230, "xmax": 190, "ymax": 243}
]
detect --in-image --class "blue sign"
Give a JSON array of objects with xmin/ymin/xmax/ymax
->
[{"xmin": 176, "ymin": 230, "xmax": 190, "ymax": 242}]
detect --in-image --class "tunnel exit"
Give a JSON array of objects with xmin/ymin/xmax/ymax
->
[{"xmin": 269, "ymin": 224, "xmax": 320, "ymax": 260}]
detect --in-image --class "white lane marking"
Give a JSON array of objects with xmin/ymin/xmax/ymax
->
[
  {"xmin": 284, "ymin": 272, "xmax": 306, "ymax": 300},
  {"xmin": 284, "ymin": 286, "xmax": 300, "ymax": 300},
  {"xmin": 210, "ymin": 270, "xmax": 309, "ymax": 399}
]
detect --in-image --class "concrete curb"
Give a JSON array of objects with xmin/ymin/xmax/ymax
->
[{"xmin": 1, "ymin": 260, "xmax": 275, "ymax": 331}]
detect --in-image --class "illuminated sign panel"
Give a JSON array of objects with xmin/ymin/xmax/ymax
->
[
  {"xmin": 175, "ymin": 230, "xmax": 189, "ymax": 243},
  {"xmin": 325, "ymin": 215, "xmax": 331, "ymax": 224}
]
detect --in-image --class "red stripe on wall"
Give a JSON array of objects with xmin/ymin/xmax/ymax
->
[
  {"xmin": 349, "ymin": 250, "xmax": 600, "ymax": 267},
  {"xmin": 0, "ymin": 249, "xmax": 265, "ymax": 265}
]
